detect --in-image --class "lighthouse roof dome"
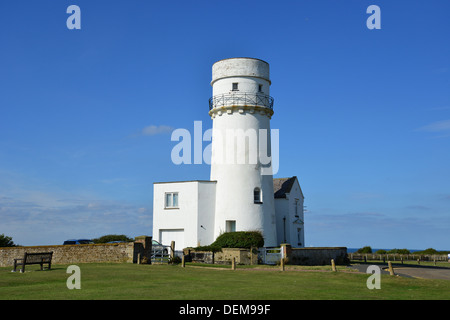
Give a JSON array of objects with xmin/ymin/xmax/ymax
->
[{"xmin": 211, "ymin": 57, "xmax": 270, "ymax": 85}]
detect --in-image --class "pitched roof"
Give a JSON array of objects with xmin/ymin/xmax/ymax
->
[{"xmin": 273, "ymin": 176, "xmax": 298, "ymax": 198}]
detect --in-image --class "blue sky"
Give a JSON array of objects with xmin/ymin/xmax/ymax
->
[{"xmin": 0, "ymin": 1, "xmax": 449, "ymax": 249}]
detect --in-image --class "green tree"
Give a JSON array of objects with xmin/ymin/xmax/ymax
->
[
  {"xmin": 92, "ymin": 234, "xmax": 133, "ymax": 244},
  {"xmin": 387, "ymin": 248, "xmax": 410, "ymax": 254},
  {"xmin": 0, "ymin": 234, "xmax": 16, "ymax": 247},
  {"xmin": 357, "ymin": 246, "xmax": 372, "ymax": 254},
  {"xmin": 419, "ymin": 248, "xmax": 439, "ymax": 255}
]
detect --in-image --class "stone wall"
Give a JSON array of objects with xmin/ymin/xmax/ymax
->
[
  {"xmin": 282, "ymin": 245, "xmax": 348, "ymax": 265},
  {"xmin": 186, "ymin": 250, "xmax": 214, "ymax": 264},
  {"xmin": 216, "ymin": 248, "xmax": 258, "ymax": 265},
  {"xmin": 184, "ymin": 248, "xmax": 258, "ymax": 265},
  {"xmin": 0, "ymin": 236, "xmax": 153, "ymax": 267},
  {"xmin": 184, "ymin": 246, "xmax": 348, "ymax": 266}
]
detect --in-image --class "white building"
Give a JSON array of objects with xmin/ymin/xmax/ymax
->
[
  {"xmin": 152, "ymin": 58, "xmax": 305, "ymax": 251},
  {"xmin": 273, "ymin": 177, "xmax": 305, "ymax": 247}
]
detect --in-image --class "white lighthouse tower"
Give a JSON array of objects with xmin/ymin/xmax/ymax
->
[
  {"xmin": 152, "ymin": 58, "xmax": 305, "ymax": 251},
  {"xmin": 209, "ymin": 57, "xmax": 278, "ymax": 247}
]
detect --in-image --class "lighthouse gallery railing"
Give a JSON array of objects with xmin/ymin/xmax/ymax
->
[{"xmin": 209, "ymin": 93, "xmax": 274, "ymax": 110}]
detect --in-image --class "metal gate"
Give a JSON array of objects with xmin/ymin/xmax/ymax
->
[
  {"xmin": 151, "ymin": 245, "xmax": 171, "ymax": 263},
  {"xmin": 150, "ymin": 246, "xmax": 184, "ymax": 263},
  {"xmin": 258, "ymin": 247, "xmax": 282, "ymax": 265}
]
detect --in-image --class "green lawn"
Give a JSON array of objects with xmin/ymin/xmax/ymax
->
[{"xmin": 0, "ymin": 263, "xmax": 449, "ymax": 300}]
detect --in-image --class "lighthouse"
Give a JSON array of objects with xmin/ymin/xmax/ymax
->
[
  {"xmin": 152, "ymin": 57, "xmax": 304, "ymax": 252},
  {"xmin": 209, "ymin": 57, "xmax": 278, "ymax": 247}
]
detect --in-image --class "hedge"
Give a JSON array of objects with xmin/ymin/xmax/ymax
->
[{"xmin": 192, "ymin": 231, "xmax": 264, "ymax": 252}]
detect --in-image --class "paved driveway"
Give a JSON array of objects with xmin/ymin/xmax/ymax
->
[
  {"xmin": 392, "ymin": 266, "xmax": 450, "ymax": 280},
  {"xmin": 349, "ymin": 264, "xmax": 450, "ymax": 280}
]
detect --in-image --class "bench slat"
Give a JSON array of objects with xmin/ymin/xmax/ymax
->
[{"xmin": 13, "ymin": 252, "xmax": 53, "ymax": 273}]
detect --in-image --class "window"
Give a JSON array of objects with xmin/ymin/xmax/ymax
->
[
  {"xmin": 232, "ymin": 83, "xmax": 239, "ymax": 91},
  {"xmin": 226, "ymin": 220, "xmax": 236, "ymax": 232},
  {"xmin": 258, "ymin": 84, "xmax": 263, "ymax": 92},
  {"xmin": 165, "ymin": 192, "xmax": 178, "ymax": 208},
  {"xmin": 254, "ymin": 187, "xmax": 262, "ymax": 203}
]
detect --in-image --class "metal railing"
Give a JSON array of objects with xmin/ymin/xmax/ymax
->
[{"xmin": 209, "ymin": 93, "xmax": 274, "ymax": 110}]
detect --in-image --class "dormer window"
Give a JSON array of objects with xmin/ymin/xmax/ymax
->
[{"xmin": 232, "ymin": 83, "xmax": 239, "ymax": 91}]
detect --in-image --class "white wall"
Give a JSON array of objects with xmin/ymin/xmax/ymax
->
[
  {"xmin": 197, "ymin": 181, "xmax": 216, "ymax": 246},
  {"xmin": 275, "ymin": 198, "xmax": 289, "ymax": 245},
  {"xmin": 211, "ymin": 58, "xmax": 270, "ymax": 86},
  {"xmin": 274, "ymin": 178, "xmax": 305, "ymax": 248},
  {"xmin": 288, "ymin": 179, "xmax": 305, "ymax": 247},
  {"xmin": 152, "ymin": 181, "xmax": 216, "ymax": 249},
  {"xmin": 209, "ymin": 57, "xmax": 277, "ymax": 247}
]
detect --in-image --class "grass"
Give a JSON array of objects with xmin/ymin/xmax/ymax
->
[{"xmin": 0, "ymin": 262, "xmax": 449, "ymax": 300}]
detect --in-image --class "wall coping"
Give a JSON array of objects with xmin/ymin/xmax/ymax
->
[{"xmin": 0, "ymin": 243, "xmax": 132, "ymax": 250}]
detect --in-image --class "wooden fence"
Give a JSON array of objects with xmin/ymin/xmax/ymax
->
[{"xmin": 349, "ymin": 253, "xmax": 449, "ymax": 263}]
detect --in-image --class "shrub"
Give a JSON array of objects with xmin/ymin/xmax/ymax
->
[
  {"xmin": 191, "ymin": 231, "xmax": 264, "ymax": 252},
  {"xmin": 356, "ymin": 246, "xmax": 372, "ymax": 254},
  {"xmin": 169, "ymin": 256, "xmax": 182, "ymax": 264},
  {"xmin": 212, "ymin": 231, "xmax": 264, "ymax": 249},
  {"xmin": 416, "ymin": 248, "xmax": 439, "ymax": 255},
  {"xmin": 92, "ymin": 234, "xmax": 134, "ymax": 243},
  {"xmin": 387, "ymin": 248, "xmax": 410, "ymax": 254},
  {"xmin": 375, "ymin": 249, "xmax": 387, "ymax": 254}
]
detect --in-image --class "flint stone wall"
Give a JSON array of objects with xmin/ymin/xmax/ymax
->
[{"xmin": 0, "ymin": 237, "xmax": 152, "ymax": 267}]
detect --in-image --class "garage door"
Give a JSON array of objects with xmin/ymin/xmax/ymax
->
[{"xmin": 159, "ymin": 229, "xmax": 185, "ymax": 251}]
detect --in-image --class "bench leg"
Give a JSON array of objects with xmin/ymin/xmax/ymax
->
[{"xmin": 12, "ymin": 259, "xmax": 24, "ymax": 272}]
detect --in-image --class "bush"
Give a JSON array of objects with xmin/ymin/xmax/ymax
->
[
  {"xmin": 415, "ymin": 248, "xmax": 439, "ymax": 255},
  {"xmin": 375, "ymin": 249, "xmax": 387, "ymax": 254},
  {"xmin": 212, "ymin": 231, "xmax": 264, "ymax": 249},
  {"xmin": 92, "ymin": 234, "xmax": 134, "ymax": 244},
  {"xmin": 169, "ymin": 256, "xmax": 182, "ymax": 264},
  {"xmin": 191, "ymin": 231, "xmax": 264, "ymax": 252},
  {"xmin": 387, "ymin": 248, "xmax": 410, "ymax": 254},
  {"xmin": 356, "ymin": 246, "xmax": 372, "ymax": 254}
]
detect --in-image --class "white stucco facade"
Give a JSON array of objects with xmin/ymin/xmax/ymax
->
[
  {"xmin": 209, "ymin": 58, "xmax": 277, "ymax": 247},
  {"xmin": 152, "ymin": 181, "xmax": 216, "ymax": 250},
  {"xmin": 274, "ymin": 177, "xmax": 305, "ymax": 248},
  {"xmin": 152, "ymin": 58, "xmax": 305, "ymax": 250}
]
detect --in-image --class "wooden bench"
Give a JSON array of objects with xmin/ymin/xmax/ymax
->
[{"xmin": 13, "ymin": 252, "xmax": 53, "ymax": 273}]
